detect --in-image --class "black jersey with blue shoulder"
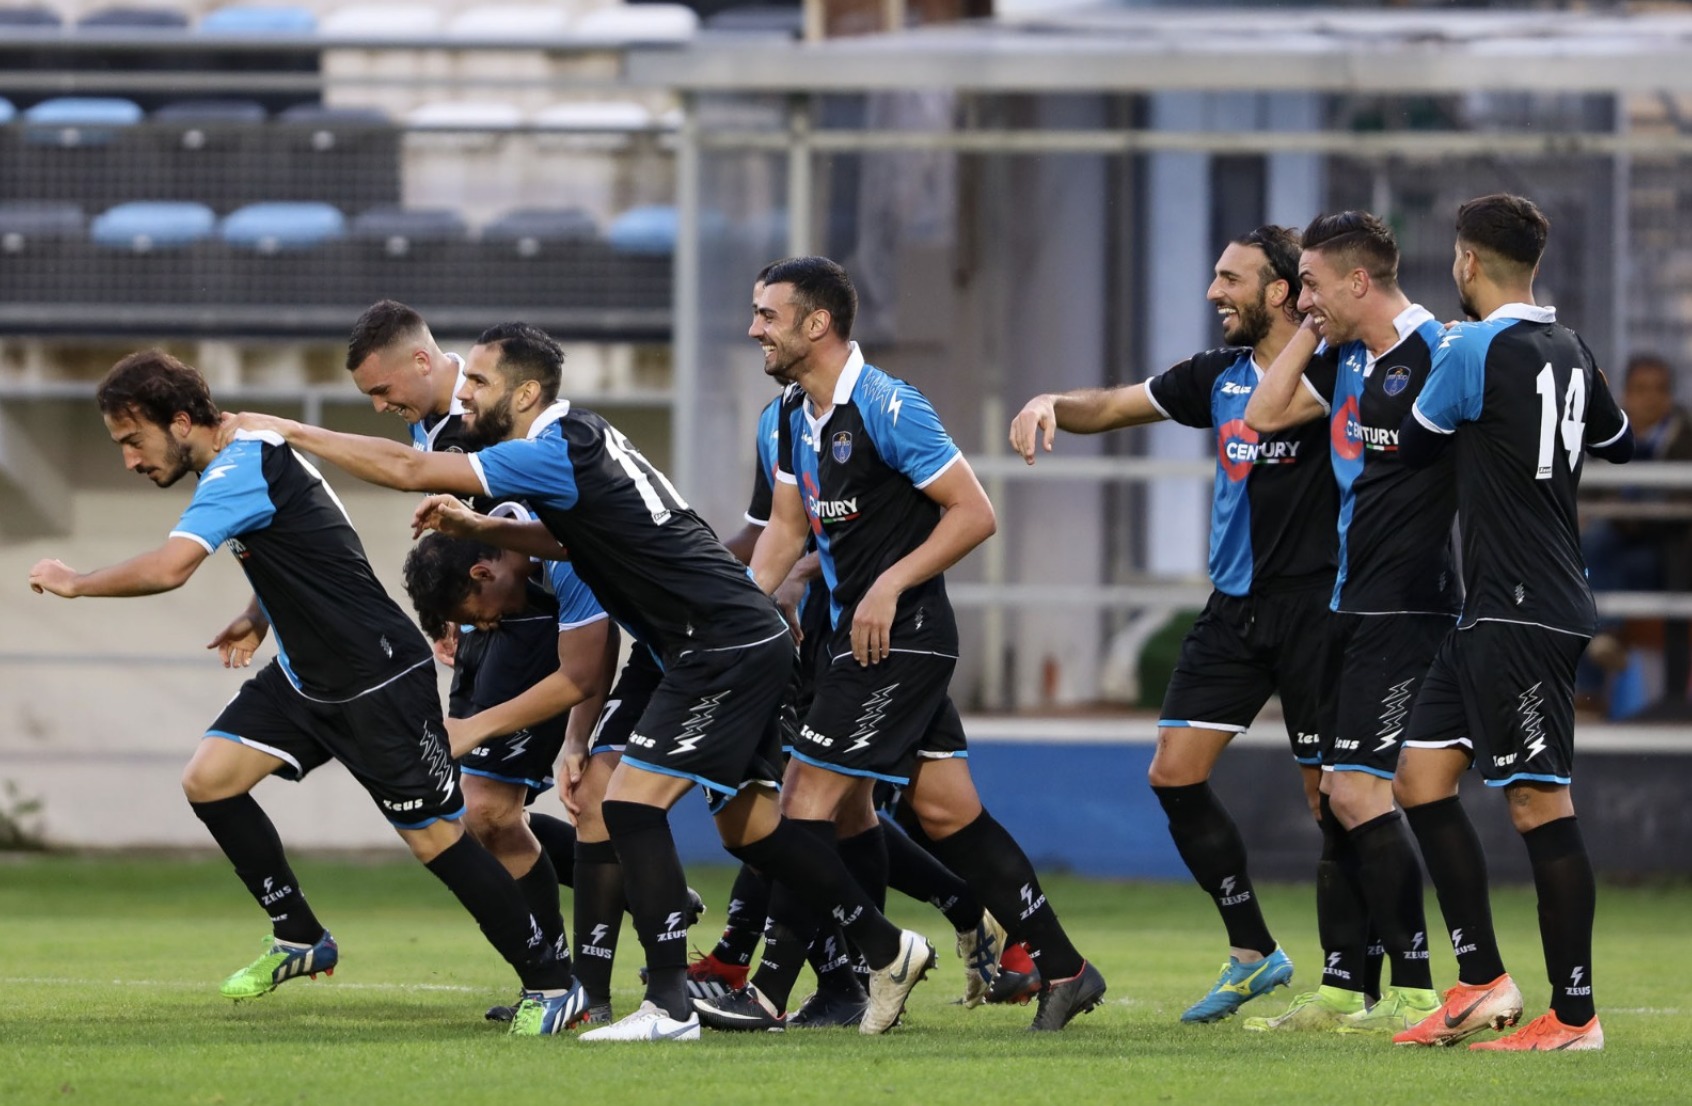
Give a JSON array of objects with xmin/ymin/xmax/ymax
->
[
  {"xmin": 774, "ymin": 346, "xmax": 961, "ymax": 651},
  {"xmin": 1411, "ymin": 304, "xmax": 1629, "ymax": 635},
  {"xmin": 171, "ymin": 429, "xmax": 432, "ymax": 700},
  {"xmin": 467, "ymin": 401, "xmax": 785, "ymax": 661},
  {"xmin": 1321, "ymin": 306, "xmax": 1461, "ymax": 615},
  {"xmin": 1146, "ymin": 346, "xmax": 1338, "ymax": 596}
]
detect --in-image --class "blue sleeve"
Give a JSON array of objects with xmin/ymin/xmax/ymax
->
[
  {"xmin": 546, "ymin": 560, "xmax": 605, "ymax": 629},
  {"xmin": 468, "ymin": 435, "xmax": 579, "ymax": 510},
  {"xmin": 746, "ymin": 397, "xmax": 782, "ymax": 522},
  {"xmin": 170, "ymin": 440, "xmax": 275, "ymax": 552},
  {"xmin": 1412, "ymin": 325, "xmax": 1488, "ymax": 434},
  {"xmin": 861, "ymin": 377, "xmax": 960, "ymax": 489}
]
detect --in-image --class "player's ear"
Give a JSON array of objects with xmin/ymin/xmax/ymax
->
[
  {"xmin": 171, "ymin": 411, "xmax": 194, "ymax": 440},
  {"xmin": 808, "ymin": 309, "xmax": 830, "ymax": 340},
  {"xmin": 468, "ymin": 561, "xmax": 496, "ymax": 583}
]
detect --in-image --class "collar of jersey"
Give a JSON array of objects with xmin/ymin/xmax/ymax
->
[
  {"xmin": 445, "ymin": 352, "xmax": 467, "ymax": 417},
  {"xmin": 1484, "ymin": 302, "xmax": 1556, "ymax": 324},
  {"xmin": 526, "ymin": 399, "xmax": 573, "ymax": 439},
  {"xmin": 802, "ymin": 341, "xmax": 866, "ymax": 432}
]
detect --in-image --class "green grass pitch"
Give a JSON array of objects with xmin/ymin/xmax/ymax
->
[{"xmin": 1, "ymin": 855, "xmax": 1688, "ymax": 1104}]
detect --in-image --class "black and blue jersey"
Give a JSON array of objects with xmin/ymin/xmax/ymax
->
[
  {"xmin": 1411, "ymin": 304, "xmax": 1629, "ymax": 636},
  {"xmin": 744, "ymin": 394, "xmax": 783, "ymax": 527},
  {"xmin": 1319, "ymin": 306, "xmax": 1462, "ymax": 615},
  {"xmin": 1146, "ymin": 347, "xmax": 1338, "ymax": 596},
  {"xmin": 409, "ymin": 353, "xmax": 472, "ymax": 454},
  {"xmin": 468, "ymin": 401, "xmax": 785, "ymax": 661},
  {"xmin": 171, "ymin": 429, "xmax": 432, "ymax": 701},
  {"xmin": 773, "ymin": 346, "xmax": 962, "ymax": 650}
]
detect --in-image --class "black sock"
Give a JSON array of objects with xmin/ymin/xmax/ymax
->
[
  {"xmin": 1364, "ymin": 938, "xmax": 1385, "ymax": 1003},
  {"xmin": 425, "ymin": 833, "xmax": 571, "ymax": 991},
  {"xmin": 515, "ymin": 850, "xmax": 570, "ymax": 973},
  {"xmin": 1351, "ymin": 809, "xmax": 1434, "ymax": 991},
  {"xmin": 1405, "ymin": 796, "xmax": 1506, "ymax": 985},
  {"xmin": 713, "ymin": 864, "xmax": 770, "ymax": 969},
  {"xmin": 1153, "ymin": 782, "xmax": 1275, "ymax": 958},
  {"xmin": 750, "ymin": 885, "xmax": 816, "ymax": 1013},
  {"xmin": 806, "ymin": 924, "xmax": 865, "ymax": 996},
  {"xmin": 883, "ymin": 814, "xmax": 982, "ymax": 932},
  {"xmin": 1316, "ymin": 796, "xmax": 1368, "ymax": 994},
  {"xmin": 191, "ymin": 795, "xmax": 324, "ymax": 945},
  {"xmin": 1523, "ymin": 816, "xmax": 1596, "ymax": 1026},
  {"xmin": 528, "ymin": 813, "xmax": 577, "ymax": 889},
  {"xmin": 925, "ymin": 810, "xmax": 1085, "ymax": 981},
  {"xmin": 601, "ymin": 800, "xmax": 692, "ymax": 1019},
  {"xmin": 571, "ymin": 839, "xmax": 625, "ymax": 1006},
  {"xmin": 837, "ymin": 823, "xmax": 889, "ymax": 912},
  {"xmin": 728, "ymin": 818, "xmax": 900, "ymax": 968}
]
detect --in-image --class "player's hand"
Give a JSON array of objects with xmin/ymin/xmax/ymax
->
[
  {"xmin": 774, "ymin": 574, "xmax": 807, "ymax": 643},
  {"xmin": 216, "ymin": 411, "xmax": 295, "ymax": 451},
  {"xmin": 850, "ymin": 577, "xmax": 900, "ymax": 666},
  {"xmin": 430, "ymin": 623, "xmax": 459, "ymax": 667},
  {"xmin": 1009, "ymin": 395, "xmax": 1058, "ymax": 465},
  {"xmin": 206, "ymin": 610, "xmax": 269, "ymax": 668},
  {"xmin": 27, "ymin": 558, "xmax": 80, "ymax": 598},
  {"xmin": 443, "ymin": 716, "xmax": 482, "ymax": 760},
  {"xmin": 412, "ymin": 494, "xmax": 479, "ymax": 540},
  {"xmin": 558, "ymin": 739, "xmax": 588, "ymax": 817}
]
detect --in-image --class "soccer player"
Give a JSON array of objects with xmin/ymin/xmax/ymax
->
[
  {"xmin": 1241, "ymin": 211, "xmax": 1451, "ymax": 1032},
  {"xmin": 401, "ymin": 514, "xmax": 618, "ymax": 1025},
  {"xmin": 343, "ymin": 300, "xmax": 586, "ymax": 1019},
  {"xmin": 27, "ymin": 350, "xmax": 586, "ymax": 1035},
  {"xmin": 1010, "ymin": 226, "xmax": 1335, "ymax": 1023},
  {"xmin": 224, "ymin": 322, "xmax": 936, "ymax": 1041},
  {"xmin": 1387, "ymin": 194, "xmax": 1631, "ymax": 1051},
  {"xmin": 748, "ymin": 256, "xmax": 1102, "ymax": 1032}
]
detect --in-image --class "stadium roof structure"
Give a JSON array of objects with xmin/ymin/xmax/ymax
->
[{"xmin": 631, "ymin": 5, "xmax": 1692, "ymax": 94}]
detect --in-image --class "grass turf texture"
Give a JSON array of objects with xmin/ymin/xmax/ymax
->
[{"xmin": 2, "ymin": 855, "xmax": 1689, "ymax": 1104}]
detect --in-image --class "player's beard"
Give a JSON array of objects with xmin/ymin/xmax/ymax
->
[
  {"xmin": 1222, "ymin": 290, "xmax": 1274, "ymax": 347},
  {"xmin": 153, "ymin": 437, "xmax": 195, "ymax": 488},
  {"xmin": 1457, "ymin": 287, "xmax": 1481, "ymax": 321},
  {"xmin": 467, "ymin": 396, "xmax": 516, "ymax": 447}
]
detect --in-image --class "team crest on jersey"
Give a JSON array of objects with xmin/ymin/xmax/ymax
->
[
  {"xmin": 832, "ymin": 431, "xmax": 853, "ymax": 463},
  {"xmin": 1382, "ymin": 365, "xmax": 1411, "ymax": 396}
]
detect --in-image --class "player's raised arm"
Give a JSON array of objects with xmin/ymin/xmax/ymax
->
[
  {"xmin": 1008, "ymin": 384, "xmax": 1166, "ymax": 463},
  {"xmin": 224, "ymin": 411, "xmax": 482, "ymax": 496},
  {"xmin": 411, "ymin": 494, "xmax": 570, "ymax": 560},
  {"xmin": 750, "ymin": 474, "xmax": 810, "ymax": 595},
  {"xmin": 1244, "ymin": 315, "xmax": 1326, "ymax": 433},
  {"xmin": 28, "ymin": 536, "xmax": 209, "ymax": 599}
]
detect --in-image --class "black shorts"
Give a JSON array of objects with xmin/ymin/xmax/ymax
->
[
  {"xmin": 208, "ymin": 659, "xmax": 461, "ymax": 828},
  {"xmin": 1325, "ymin": 612, "xmax": 1454, "ymax": 778},
  {"xmin": 455, "ymin": 613, "xmax": 570, "ymax": 799},
  {"xmin": 588, "ymin": 645, "xmax": 665, "ymax": 756},
  {"xmin": 1404, "ymin": 621, "xmax": 1586, "ymax": 787},
  {"xmin": 1159, "ymin": 583, "xmax": 1338, "ymax": 765},
  {"xmin": 791, "ymin": 642, "xmax": 969, "ymax": 785},
  {"xmin": 621, "ymin": 632, "xmax": 792, "ymax": 813}
]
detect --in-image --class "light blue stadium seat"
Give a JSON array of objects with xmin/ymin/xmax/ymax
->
[
  {"xmin": 220, "ymin": 202, "xmax": 346, "ymax": 252},
  {"xmin": 0, "ymin": 5, "xmax": 61, "ymax": 26},
  {"xmin": 200, "ymin": 5, "xmax": 317, "ymax": 34},
  {"xmin": 77, "ymin": 6, "xmax": 190, "ymax": 29},
  {"xmin": 22, "ymin": 97, "xmax": 144, "ymax": 146},
  {"xmin": 0, "ymin": 98, "xmax": 14, "ymax": 125},
  {"xmin": 607, "ymin": 204, "xmax": 678, "ymax": 255},
  {"xmin": 90, "ymin": 201, "xmax": 217, "ymax": 251}
]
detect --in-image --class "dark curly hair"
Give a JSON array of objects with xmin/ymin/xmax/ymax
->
[
  {"xmin": 96, "ymin": 349, "xmax": 220, "ymax": 430},
  {"xmin": 402, "ymin": 529, "xmax": 502, "ymax": 640}
]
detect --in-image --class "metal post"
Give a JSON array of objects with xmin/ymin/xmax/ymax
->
[
  {"xmin": 673, "ymin": 93, "xmax": 703, "ymax": 486},
  {"xmin": 787, "ymin": 94, "xmax": 814, "ymax": 257}
]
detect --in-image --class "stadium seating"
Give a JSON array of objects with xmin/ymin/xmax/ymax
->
[
  {"xmin": 150, "ymin": 100, "xmax": 270, "ymax": 213},
  {"xmin": 219, "ymin": 201, "xmax": 349, "ymax": 304},
  {"xmin": 198, "ymin": 4, "xmax": 317, "ymax": 34},
  {"xmin": 89, "ymin": 200, "xmax": 218, "ymax": 304},
  {"xmin": 0, "ymin": 201, "xmax": 86, "ymax": 304},
  {"xmin": 271, "ymin": 104, "xmax": 402, "ymax": 212},
  {"xmin": 9, "ymin": 98, "xmax": 151, "ymax": 213},
  {"xmin": 348, "ymin": 205, "xmax": 472, "ymax": 307}
]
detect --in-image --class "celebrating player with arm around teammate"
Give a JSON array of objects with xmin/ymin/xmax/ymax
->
[
  {"xmin": 223, "ymin": 322, "xmax": 937, "ymax": 1041},
  {"xmin": 27, "ymin": 350, "xmax": 588, "ymax": 1033},
  {"xmin": 748, "ymin": 257, "xmax": 1104, "ymax": 1031},
  {"xmin": 1010, "ymin": 226, "xmax": 1340, "ymax": 1024},
  {"xmin": 1386, "ymin": 194, "xmax": 1632, "ymax": 1052},
  {"xmin": 1239, "ymin": 211, "xmax": 1453, "ymax": 1034}
]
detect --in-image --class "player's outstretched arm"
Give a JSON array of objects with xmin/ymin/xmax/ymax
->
[
  {"xmin": 412, "ymin": 494, "xmax": 570, "ymax": 560},
  {"xmin": 751, "ymin": 478, "xmax": 809, "ymax": 595},
  {"xmin": 443, "ymin": 619, "xmax": 611, "ymax": 758},
  {"xmin": 223, "ymin": 412, "xmax": 481, "ymax": 496},
  {"xmin": 28, "ymin": 536, "xmax": 209, "ymax": 599},
  {"xmin": 851, "ymin": 458, "xmax": 996, "ymax": 666},
  {"xmin": 1009, "ymin": 383, "xmax": 1165, "ymax": 463},
  {"xmin": 206, "ymin": 594, "xmax": 270, "ymax": 668},
  {"xmin": 1245, "ymin": 315, "xmax": 1326, "ymax": 433}
]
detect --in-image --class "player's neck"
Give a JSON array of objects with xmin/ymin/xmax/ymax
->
[
  {"xmin": 795, "ymin": 343, "xmax": 852, "ymax": 417},
  {"xmin": 185, "ymin": 427, "xmax": 223, "ymax": 473},
  {"xmin": 1358, "ymin": 292, "xmax": 1414, "ymax": 357},
  {"xmin": 1251, "ymin": 320, "xmax": 1300, "ymax": 371}
]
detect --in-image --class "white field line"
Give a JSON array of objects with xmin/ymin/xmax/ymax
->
[{"xmin": 2, "ymin": 976, "xmax": 482, "ymax": 994}]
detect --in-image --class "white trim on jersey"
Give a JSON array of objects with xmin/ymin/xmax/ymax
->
[
  {"xmin": 283, "ymin": 655, "xmax": 434, "ymax": 705},
  {"xmin": 829, "ymin": 646, "xmax": 961, "ymax": 662},
  {"xmin": 801, "ymin": 342, "xmax": 866, "ymax": 438},
  {"xmin": 677, "ymin": 626, "xmax": 792, "ymax": 656},
  {"xmin": 913, "ymin": 449, "xmax": 963, "ymax": 490},
  {"xmin": 775, "ymin": 469, "xmax": 798, "ymax": 485},
  {"xmin": 1590, "ymin": 410, "xmax": 1631, "ymax": 449},
  {"xmin": 1484, "ymin": 302, "xmax": 1556, "ymax": 324},
  {"xmin": 169, "ymin": 529, "xmax": 218, "ymax": 554},
  {"xmin": 1361, "ymin": 304, "xmax": 1438, "ymax": 379},
  {"xmin": 416, "ymin": 352, "xmax": 468, "ymax": 452},
  {"xmin": 1463, "ymin": 616, "xmax": 1591, "ymax": 638},
  {"xmin": 743, "ymin": 513, "xmax": 770, "ymax": 527},
  {"xmin": 467, "ymin": 452, "xmax": 492, "ymax": 497},
  {"xmin": 1412, "ymin": 403, "xmax": 1455, "ymax": 435},
  {"xmin": 1142, "ymin": 379, "xmax": 1174, "ymax": 421},
  {"xmin": 233, "ymin": 428, "xmax": 285, "ymax": 447},
  {"xmin": 526, "ymin": 399, "xmax": 573, "ymax": 439},
  {"xmin": 560, "ymin": 612, "xmax": 611, "ymax": 632},
  {"xmin": 1298, "ymin": 373, "xmax": 1332, "ymax": 415}
]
